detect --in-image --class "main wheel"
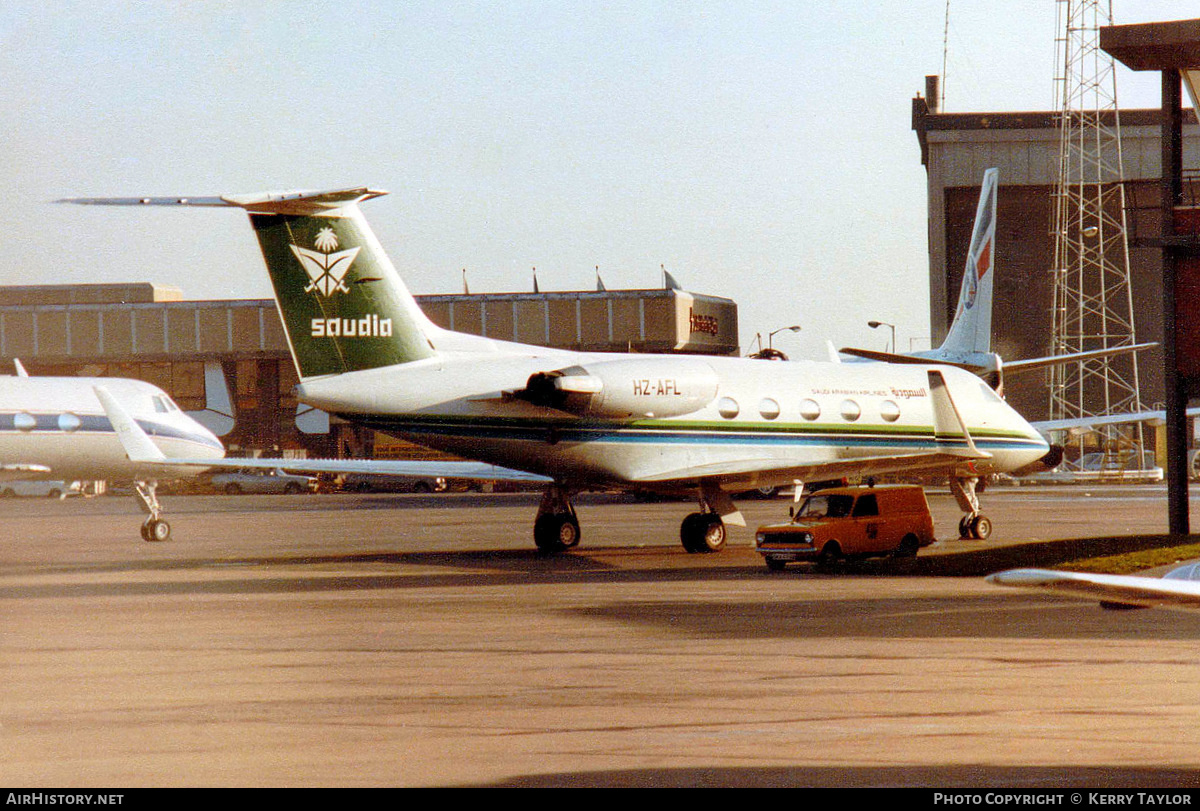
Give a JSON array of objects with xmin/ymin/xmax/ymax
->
[
  {"xmin": 680, "ymin": 512, "xmax": 726, "ymax": 553},
  {"xmin": 534, "ymin": 513, "xmax": 581, "ymax": 553}
]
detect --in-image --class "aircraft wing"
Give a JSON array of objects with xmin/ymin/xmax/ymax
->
[
  {"xmin": 94, "ymin": 385, "xmax": 550, "ymax": 485},
  {"xmin": 633, "ymin": 448, "xmax": 989, "ymax": 484},
  {"xmin": 988, "ymin": 564, "xmax": 1200, "ymax": 611},
  {"xmin": 181, "ymin": 456, "xmax": 552, "ymax": 484}
]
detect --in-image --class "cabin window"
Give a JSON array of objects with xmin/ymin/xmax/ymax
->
[
  {"xmin": 799, "ymin": 399, "xmax": 821, "ymax": 420},
  {"xmin": 758, "ymin": 398, "xmax": 780, "ymax": 420},
  {"xmin": 879, "ymin": 400, "xmax": 901, "ymax": 422},
  {"xmin": 58, "ymin": 413, "xmax": 81, "ymax": 433},
  {"xmin": 717, "ymin": 397, "xmax": 739, "ymax": 419},
  {"xmin": 839, "ymin": 399, "xmax": 861, "ymax": 422},
  {"xmin": 14, "ymin": 413, "xmax": 36, "ymax": 432}
]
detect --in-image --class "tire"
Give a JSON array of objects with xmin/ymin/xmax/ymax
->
[
  {"xmin": 142, "ymin": 519, "xmax": 171, "ymax": 543},
  {"xmin": 534, "ymin": 514, "xmax": 580, "ymax": 553},
  {"xmin": 817, "ymin": 541, "xmax": 842, "ymax": 569},
  {"xmin": 412, "ymin": 481, "xmax": 433, "ymax": 494},
  {"xmin": 680, "ymin": 512, "xmax": 725, "ymax": 553},
  {"xmin": 47, "ymin": 489, "xmax": 61, "ymax": 499},
  {"xmin": 765, "ymin": 557, "xmax": 788, "ymax": 572},
  {"xmin": 224, "ymin": 483, "xmax": 242, "ymax": 495},
  {"xmin": 283, "ymin": 482, "xmax": 302, "ymax": 495},
  {"xmin": 970, "ymin": 515, "xmax": 992, "ymax": 541},
  {"xmin": 894, "ymin": 534, "xmax": 920, "ymax": 558}
]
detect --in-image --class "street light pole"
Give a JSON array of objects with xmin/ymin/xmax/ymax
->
[
  {"xmin": 768, "ymin": 324, "xmax": 802, "ymax": 349},
  {"xmin": 868, "ymin": 320, "xmax": 896, "ymax": 354}
]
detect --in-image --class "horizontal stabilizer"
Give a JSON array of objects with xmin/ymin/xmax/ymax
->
[
  {"xmin": 838, "ymin": 347, "xmax": 979, "ymax": 372},
  {"xmin": 59, "ymin": 187, "xmax": 388, "ymax": 216},
  {"xmin": 1004, "ymin": 342, "xmax": 1157, "ymax": 376}
]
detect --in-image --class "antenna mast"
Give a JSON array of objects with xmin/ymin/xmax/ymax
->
[{"xmin": 1048, "ymin": 0, "xmax": 1146, "ymax": 474}]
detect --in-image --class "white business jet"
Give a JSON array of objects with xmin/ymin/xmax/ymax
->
[
  {"xmin": 0, "ymin": 366, "xmax": 224, "ymax": 540},
  {"xmin": 62, "ymin": 187, "xmax": 1056, "ymax": 553}
]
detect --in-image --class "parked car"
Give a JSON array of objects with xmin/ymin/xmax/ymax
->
[
  {"xmin": 210, "ymin": 468, "xmax": 317, "ymax": 495},
  {"xmin": 340, "ymin": 473, "xmax": 446, "ymax": 494},
  {"xmin": 755, "ymin": 484, "xmax": 936, "ymax": 571},
  {"xmin": 0, "ymin": 480, "xmax": 82, "ymax": 498}
]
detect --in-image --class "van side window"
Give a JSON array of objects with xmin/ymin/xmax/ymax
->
[{"xmin": 852, "ymin": 494, "xmax": 879, "ymax": 517}]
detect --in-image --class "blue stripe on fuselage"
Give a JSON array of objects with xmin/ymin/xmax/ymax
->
[{"xmin": 0, "ymin": 412, "xmax": 223, "ymax": 453}]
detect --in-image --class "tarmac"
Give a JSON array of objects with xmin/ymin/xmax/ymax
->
[{"xmin": 3, "ymin": 484, "xmax": 1200, "ymax": 788}]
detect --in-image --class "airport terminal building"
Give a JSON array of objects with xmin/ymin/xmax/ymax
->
[{"xmin": 0, "ymin": 282, "xmax": 739, "ymax": 460}]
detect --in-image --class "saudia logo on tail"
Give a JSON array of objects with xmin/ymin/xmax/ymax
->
[{"xmin": 289, "ymin": 227, "xmax": 393, "ymax": 338}]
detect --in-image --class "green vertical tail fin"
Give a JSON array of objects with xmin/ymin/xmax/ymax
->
[{"xmin": 244, "ymin": 196, "xmax": 437, "ymax": 378}]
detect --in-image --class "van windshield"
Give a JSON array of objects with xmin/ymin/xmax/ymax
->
[{"xmin": 795, "ymin": 494, "xmax": 853, "ymax": 520}]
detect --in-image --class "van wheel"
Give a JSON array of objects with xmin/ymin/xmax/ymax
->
[
  {"xmin": 895, "ymin": 534, "xmax": 920, "ymax": 558},
  {"xmin": 817, "ymin": 541, "xmax": 842, "ymax": 569}
]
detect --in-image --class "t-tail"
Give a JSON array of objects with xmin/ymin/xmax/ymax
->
[
  {"xmin": 837, "ymin": 169, "xmax": 1001, "ymax": 382},
  {"xmin": 937, "ymin": 166, "xmax": 997, "ymax": 361},
  {"xmin": 59, "ymin": 188, "xmax": 439, "ymax": 380}
]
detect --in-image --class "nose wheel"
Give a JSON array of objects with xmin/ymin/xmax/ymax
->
[
  {"xmin": 134, "ymin": 479, "xmax": 171, "ymax": 542},
  {"xmin": 958, "ymin": 513, "xmax": 991, "ymax": 540}
]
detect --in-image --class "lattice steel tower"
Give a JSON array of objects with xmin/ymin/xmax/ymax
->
[{"xmin": 1048, "ymin": 0, "xmax": 1146, "ymax": 469}]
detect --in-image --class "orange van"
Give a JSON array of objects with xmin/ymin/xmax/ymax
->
[{"xmin": 755, "ymin": 485, "xmax": 936, "ymax": 571}]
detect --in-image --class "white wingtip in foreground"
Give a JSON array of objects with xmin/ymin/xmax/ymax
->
[{"xmin": 988, "ymin": 564, "xmax": 1200, "ymax": 612}]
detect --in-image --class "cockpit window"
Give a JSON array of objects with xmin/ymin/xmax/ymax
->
[{"xmin": 152, "ymin": 395, "xmax": 180, "ymax": 413}]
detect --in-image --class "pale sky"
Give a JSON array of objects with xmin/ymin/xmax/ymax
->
[{"xmin": 0, "ymin": 1, "xmax": 1187, "ymax": 357}]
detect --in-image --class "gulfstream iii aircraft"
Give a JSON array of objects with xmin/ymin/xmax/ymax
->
[
  {"xmin": 63, "ymin": 188, "xmax": 1056, "ymax": 553},
  {"xmin": 0, "ymin": 371, "xmax": 224, "ymax": 540}
]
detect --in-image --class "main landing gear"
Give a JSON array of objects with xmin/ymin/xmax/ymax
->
[
  {"xmin": 533, "ymin": 484, "xmax": 580, "ymax": 553},
  {"xmin": 679, "ymin": 480, "xmax": 741, "ymax": 553},
  {"xmin": 135, "ymin": 479, "xmax": 171, "ymax": 543},
  {"xmin": 951, "ymin": 475, "xmax": 991, "ymax": 540}
]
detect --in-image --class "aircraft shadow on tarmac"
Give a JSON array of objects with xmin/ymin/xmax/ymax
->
[{"xmin": 482, "ymin": 764, "xmax": 1200, "ymax": 788}]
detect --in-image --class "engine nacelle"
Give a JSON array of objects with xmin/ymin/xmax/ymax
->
[{"xmin": 520, "ymin": 357, "xmax": 720, "ymax": 419}]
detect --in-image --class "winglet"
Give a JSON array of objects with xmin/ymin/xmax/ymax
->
[
  {"xmin": 928, "ymin": 371, "xmax": 990, "ymax": 458},
  {"xmin": 94, "ymin": 386, "xmax": 166, "ymax": 463}
]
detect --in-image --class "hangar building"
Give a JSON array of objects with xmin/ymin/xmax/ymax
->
[
  {"xmin": 0, "ymin": 282, "xmax": 739, "ymax": 460},
  {"xmin": 913, "ymin": 84, "xmax": 1200, "ymax": 420}
]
